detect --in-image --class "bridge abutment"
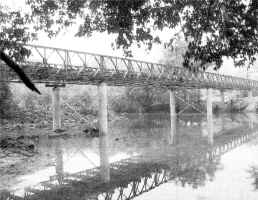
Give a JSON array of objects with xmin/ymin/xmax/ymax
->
[
  {"xmin": 98, "ymin": 82, "xmax": 110, "ymax": 182},
  {"xmin": 207, "ymin": 88, "xmax": 213, "ymax": 117},
  {"xmin": 52, "ymin": 87, "xmax": 61, "ymax": 131},
  {"xmin": 169, "ymin": 90, "xmax": 176, "ymax": 117}
]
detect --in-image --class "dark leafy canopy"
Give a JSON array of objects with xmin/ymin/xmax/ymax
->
[
  {"xmin": 0, "ymin": 4, "xmax": 41, "ymax": 94},
  {"xmin": 22, "ymin": 0, "xmax": 258, "ymax": 70},
  {"xmin": 0, "ymin": 4, "xmax": 37, "ymax": 60}
]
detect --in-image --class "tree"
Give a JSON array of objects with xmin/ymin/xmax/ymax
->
[
  {"xmin": 160, "ymin": 39, "xmax": 188, "ymax": 66},
  {"xmin": 24, "ymin": 0, "xmax": 258, "ymax": 71},
  {"xmin": 0, "ymin": 82, "xmax": 13, "ymax": 118},
  {"xmin": 0, "ymin": 3, "xmax": 40, "ymax": 94}
]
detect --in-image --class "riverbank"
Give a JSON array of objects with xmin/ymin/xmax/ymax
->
[
  {"xmin": 0, "ymin": 135, "xmax": 55, "ymax": 189},
  {"xmin": 1, "ymin": 112, "xmax": 257, "ymax": 196}
]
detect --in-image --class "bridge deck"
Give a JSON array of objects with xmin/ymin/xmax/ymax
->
[{"xmin": 0, "ymin": 44, "xmax": 257, "ymax": 90}]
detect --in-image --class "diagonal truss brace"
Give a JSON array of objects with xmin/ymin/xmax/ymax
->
[{"xmin": 174, "ymin": 93, "xmax": 206, "ymax": 116}]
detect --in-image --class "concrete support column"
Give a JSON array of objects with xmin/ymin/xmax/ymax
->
[
  {"xmin": 248, "ymin": 90, "xmax": 253, "ymax": 102},
  {"xmin": 207, "ymin": 116, "xmax": 213, "ymax": 145},
  {"xmin": 169, "ymin": 90, "xmax": 176, "ymax": 117},
  {"xmin": 98, "ymin": 82, "xmax": 110, "ymax": 182},
  {"xmin": 221, "ymin": 90, "xmax": 225, "ymax": 104},
  {"xmin": 55, "ymin": 139, "xmax": 64, "ymax": 183},
  {"xmin": 207, "ymin": 89, "xmax": 214, "ymax": 144},
  {"xmin": 207, "ymin": 88, "xmax": 213, "ymax": 117},
  {"xmin": 249, "ymin": 118, "xmax": 254, "ymax": 130},
  {"xmin": 52, "ymin": 88, "xmax": 61, "ymax": 131},
  {"xmin": 170, "ymin": 117, "xmax": 177, "ymax": 145},
  {"xmin": 221, "ymin": 115, "xmax": 226, "ymax": 131},
  {"xmin": 99, "ymin": 134, "xmax": 110, "ymax": 182},
  {"xmin": 247, "ymin": 113, "xmax": 254, "ymax": 130}
]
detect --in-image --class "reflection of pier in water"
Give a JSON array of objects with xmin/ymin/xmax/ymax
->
[{"xmin": 3, "ymin": 128, "xmax": 258, "ymax": 200}]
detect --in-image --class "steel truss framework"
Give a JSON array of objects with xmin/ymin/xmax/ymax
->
[
  {"xmin": 3, "ymin": 130, "xmax": 258, "ymax": 200},
  {"xmin": 175, "ymin": 89, "xmax": 206, "ymax": 115},
  {"xmin": 0, "ymin": 44, "xmax": 258, "ymax": 90}
]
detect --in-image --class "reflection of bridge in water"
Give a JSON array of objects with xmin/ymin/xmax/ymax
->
[{"xmin": 2, "ymin": 125, "xmax": 258, "ymax": 200}]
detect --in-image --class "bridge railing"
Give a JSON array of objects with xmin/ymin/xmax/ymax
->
[{"xmin": 1, "ymin": 44, "xmax": 258, "ymax": 90}]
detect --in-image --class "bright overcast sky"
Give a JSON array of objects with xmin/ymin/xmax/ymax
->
[{"xmin": 0, "ymin": 0, "xmax": 178, "ymax": 63}]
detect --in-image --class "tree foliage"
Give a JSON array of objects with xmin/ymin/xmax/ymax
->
[
  {"xmin": 160, "ymin": 39, "xmax": 188, "ymax": 66},
  {"xmin": 23, "ymin": 0, "xmax": 258, "ymax": 71},
  {"xmin": 0, "ymin": 4, "xmax": 41, "ymax": 94},
  {"xmin": 0, "ymin": 3, "xmax": 37, "ymax": 60},
  {"xmin": 0, "ymin": 82, "xmax": 15, "ymax": 119}
]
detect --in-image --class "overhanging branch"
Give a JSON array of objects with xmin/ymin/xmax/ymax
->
[{"xmin": 0, "ymin": 49, "xmax": 41, "ymax": 94}]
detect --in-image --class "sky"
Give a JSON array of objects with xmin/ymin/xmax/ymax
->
[{"xmin": 0, "ymin": 0, "xmax": 177, "ymax": 63}]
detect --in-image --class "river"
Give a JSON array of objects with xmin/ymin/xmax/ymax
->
[{"xmin": 1, "ymin": 113, "xmax": 258, "ymax": 200}]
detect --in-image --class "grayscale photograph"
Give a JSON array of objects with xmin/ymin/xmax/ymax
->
[{"xmin": 1, "ymin": 0, "xmax": 258, "ymax": 199}]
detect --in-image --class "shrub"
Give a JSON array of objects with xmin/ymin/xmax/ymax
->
[{"xmin": 0, "ymin": 82, "xmax": 18, "ymax": 119}]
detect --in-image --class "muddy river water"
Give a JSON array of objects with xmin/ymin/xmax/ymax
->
[{"xmin": 2, "ymin": 113, "xmax": 258, "ymax": 200}]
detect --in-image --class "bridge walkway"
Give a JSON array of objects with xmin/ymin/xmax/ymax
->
[{"xmin": 1, "ymin": 44, "xmax": 257, "ymax": 90}]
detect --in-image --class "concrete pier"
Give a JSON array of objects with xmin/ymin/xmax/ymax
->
[
  {"xmin": 52, "ymin": 87, "xmax": 61, "ymax": 131},
  {"xmin": 221, "ymin": 90, "xmax": 225, "ymax": 104},
  {"xmin": 99, "ymin": 134, "xmax": 110, "ymax": 182},
  {"xmin": 98, "ymin": 82, "xmax": 110, "ymax": 182},
  {"xmin": 207, "ymin": 116, "xmax": 213, "ymax": 145},
  {"xmin": 169, "ymin": 90, "xmax": 176, "ymax": 117},
  {"xmin": 55, "ymin": 139, "xmax": 64, "ymax": 183},
  {"xmin": 170, "ymin": 117, "xmax": 177, "ymax": 145},
  {"xmin": 221, "ymin": 115, "xmax": 226, "ymax": 130},
  {"xmin": 248, "ymin": 90, "xmax": 253, "ymax": 102},
  {"xmin": 247, "ymin": 113, "xmax": 255, "ymax": 130},
  {"xmin": 207, "ymin": 88, "xmax": 213, "ymax": 117}
]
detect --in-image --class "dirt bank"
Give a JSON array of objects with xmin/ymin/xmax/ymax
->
[{"xmin": 0, "ymin": 135, "xmax": 55, "ymax": 190}]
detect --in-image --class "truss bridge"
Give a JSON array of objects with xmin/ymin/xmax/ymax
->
[{"xmin": 1, "ymin": 44, "xmax": 258, "ymax": 90}]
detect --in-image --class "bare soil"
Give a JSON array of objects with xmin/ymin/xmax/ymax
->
[
  {"xmin": 0, "ymin": 135, "xmax": 55, "ymax": 190},
  {"xmin": 0, "ymin": 116, "xmax": 98, "ymax": 190}
]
